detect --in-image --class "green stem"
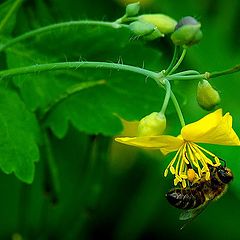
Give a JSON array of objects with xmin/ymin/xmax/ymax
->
[
  {"xmin": 155, "ymin": 78, "xmax": 184, "ymax": 127},
  {"xmin": 165, "ymin": 46, "xmax": 179, "ymax": 75},
  {"xmin": 167, "ymin": 74, "xmax": 204, "ymax": 81},
  {"xmin": 61, "ymin": 135, "xmax": 96, "ymax": 240},
  {"xmin": 0, "ymin": 61, "xmax": 159, "ymax": 80},
  {"xmin": 43, "ymin": 130, "xmax": 60, "ymax": 204},
  {"xmin": 0, "ymin": 0, "xmax": 23, "ymax": 34},
  {"xmin": 0, "ymin": 20, "xmax": 127, "ymax": 52},
  {"xmin": 170, "ymin": 91, "xmax": 185, "ymax": 127},
  {"xmin": 160, "ymin": 79, "xmax": 171, "ymax": 114},
  {"xmin": 115, "ymin": 15, "xmax": 138, "ymax": 24},
  {"xmin": 169, "ymin": 70, "xmax": 200, "ymax": 76},
  {"xmin": 18, "ymin": 183, "xmax": 31, "ymax": 237},
  {"xmin": 166, "ymin": 64, "xmax": 240, "ymax": 81},
  {"xmin": 169, "ymin": 48, "xmax": 187, "ymax": 74},
  {"xmin": 207, "ymin": 64, "xmax": 240, "ymax": 79}
]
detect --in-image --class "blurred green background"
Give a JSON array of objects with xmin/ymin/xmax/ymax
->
[{"xmin": 1, "ymin": 0, "xmax": 240, "ymax": 239}]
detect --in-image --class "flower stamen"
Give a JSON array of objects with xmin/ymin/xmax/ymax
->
[{"xmin": 163, "ymin": 141, "xmax": 223, "ymax": 187}]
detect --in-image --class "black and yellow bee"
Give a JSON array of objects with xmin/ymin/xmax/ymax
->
[{"xmin": 165, "ymin": 165, "xmax": 233, "ymax": 223}]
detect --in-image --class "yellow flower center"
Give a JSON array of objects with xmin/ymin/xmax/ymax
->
[{"xmin": 164, "ymin": 141, "xmax": 221, "ymax": 188}]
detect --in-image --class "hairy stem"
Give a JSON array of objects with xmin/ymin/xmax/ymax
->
[
  {"xmin": 0, "ymin": 61, "xmax": 159, "ymax": 80},
  {"xmin": 0, "ymin": 20, "xmax": 127, "ymax": 52}
]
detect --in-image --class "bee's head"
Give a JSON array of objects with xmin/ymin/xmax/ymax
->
[{"xmin": 217, "ymin": 166, "xmax": 233, "ymax": 184}]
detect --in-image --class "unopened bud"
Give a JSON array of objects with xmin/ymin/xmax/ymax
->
[
  {"xmin": 129, "ymin": 20, "xmax": 156, "ymax": 36},
  {"xmin": 171, "ymin": 16, "xmax": 202, "ymax": 46},
  {"xmin": 125, "ymin": 2, "xmax": 140, "ymax": 17},
  {"xmin": 196, "ymin": 80, "xmax": 221, "ymax": 111},
  {"xmin": 138, "ymin": 112, "xmax": 166, "ymax": 136},
  {"xmin": 138, "ymin": 14, "xmax": 177, "ymax": 34},
  {"xmin": 143, "ymin": 28, "xmax": 163, "ymax": 40}
]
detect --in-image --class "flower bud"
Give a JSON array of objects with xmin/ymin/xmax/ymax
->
[
  {"xmin": 129, "ymin": 21, "xmax": 156, "ymax": 36},
  {"xmin": 143, "ymin": 27, "xmax": 163, "ymax": 40},
  {"xmin": 171, "ymin": 16, "xmax": 202, "ymax": 46},
  {"xmin": 138, "ymin": 112, "xmax": 166, "ymax": 136},
  {"xmin": 138, "ymin": 14, "xmax": 177, "ymax": 34},
  {"xmin": 196, "ymin": 80, "xmax": 221, "ymax": 111},
  {"xmin": 125, "ymin": 2, "xmax": 140, "ymax": 17}
]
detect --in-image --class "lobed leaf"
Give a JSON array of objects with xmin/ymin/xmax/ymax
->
[{"xmin": 0, "ymin": 87, "xmax": 40, "ymax": 183}]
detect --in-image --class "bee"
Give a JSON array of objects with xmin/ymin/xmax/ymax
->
[{"xmin": 165, "ymin": 165, "xmax": 233, "ymax": 226}]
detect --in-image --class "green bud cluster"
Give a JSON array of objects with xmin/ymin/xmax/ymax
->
[{"xmin": 124, "ymin": 3, "xmax": 177, "ymax": 41}]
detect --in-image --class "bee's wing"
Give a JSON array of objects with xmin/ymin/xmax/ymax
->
[
  {"xmin": 179, "ymin": 202, "xmax": 210, "ymax": 230},
  {"xmin": 179, "ymin": 203, "xmax": 208, "ymax": 220}
]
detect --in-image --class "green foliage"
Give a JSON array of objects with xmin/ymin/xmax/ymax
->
[
  {"xmin": 0, "ymin": 87, "xmax": 40, "ymax": 183},
  {"xmin": 6, "ymin": 23, "xmax": 166, "ymax": 137},
  {"xmin": 0, "ymin": 0, "xmax": 239, "ymax": 239},
  {"xmin": 0, "ymin": 0, "xmax": 23, "ymax": 35}
]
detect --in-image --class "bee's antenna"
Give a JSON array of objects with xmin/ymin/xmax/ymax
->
[{"xmin": 219, "ymin": 157, "xmax": 226, "ymax": 167}]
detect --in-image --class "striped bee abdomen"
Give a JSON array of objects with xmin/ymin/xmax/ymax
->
[{"xmin": 166, "ymin": 188, "xmax": 205, "ymax": 210}]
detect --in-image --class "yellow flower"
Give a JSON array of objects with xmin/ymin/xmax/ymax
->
[{"xmin": 115, "ymin": 109, "xmax": 240, "ymax": 188}]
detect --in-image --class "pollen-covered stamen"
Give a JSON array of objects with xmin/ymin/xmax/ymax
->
[
  {"xmin": 187, "ymin": 142, "xmax": 221, "ymax": 181},
  {"xmin": 164, "ymin": 140, "xmax": 223, "ymax": 187},
  {"xmin": 164, "ymin": 143, "xmax": 190, "ymax": 188},
  {"xmin": 188, "ymin": 143, "xmax": 211, "ymax": 180},
  {"xmin": 164, "ymin": 145, "xmax": 183, "ymax": 177},
  {"xmin": 186, "ymin": 144, "xmax": 202, "ymax": 177},
  {"xmin": 195, "ymin": 143, "xmax": 221, "ymax": 166},
  {"xmin": 178, "ymin": 145, "xmax": 188, "ymax": 179},
  {"xmin": 175, "ymin": 146, "xmax": 189, "ymax": 185},
  {"xmin": 191, "ymin": 146, "xmax": 211, "ymax": 179}
]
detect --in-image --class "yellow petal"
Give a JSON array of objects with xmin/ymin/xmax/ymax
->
[
  {"xmin": 115, "ymin": 135, "xmax": 184, "ymax": 155},
  {"xmin": 181, "ymin": 109, "xmax": 240, "ymax": 146}
]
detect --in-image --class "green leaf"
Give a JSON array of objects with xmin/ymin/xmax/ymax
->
[
  {"xmin": 5, "ymin": 23, "xmax": 168, "ymax": 137},
  {"xmin": 44, "ymin": 71, "xmax": 165, "ymax": 138},
  {"xmin": 5, "ymin": 16, "xmax": 185, "ymax": 138},
  {"xmin": 0, "ymin": 0, "xmax": 23, "ymax": 35},
  {"xmin": 6, "ymin": 24, "xmax": 133, "ymax": 110},
  {"xmin": 34, "ymin": 0, "xmax": 55, "ymax": 26},
  {"xmin": 0, "ymin": 87, "xmax": 40, "ymax": 183}
]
